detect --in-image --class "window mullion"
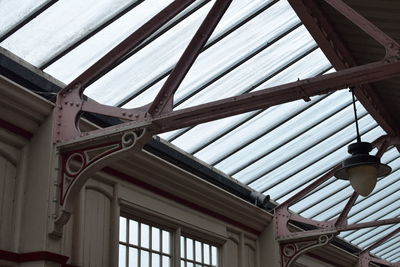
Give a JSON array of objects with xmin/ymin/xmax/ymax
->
[{"xmin": 174, "ymin": 227, "xmax": 181, "ymax": 267}]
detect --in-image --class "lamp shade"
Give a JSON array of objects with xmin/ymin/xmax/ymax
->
[{"xmin": 334, "ymin": 142, "xmax": 391, "ymax": 196}]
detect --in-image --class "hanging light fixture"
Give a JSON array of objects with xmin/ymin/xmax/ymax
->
[{"xmin": 334, "ymin": 90, "xmax": 391, "ymax": 197}]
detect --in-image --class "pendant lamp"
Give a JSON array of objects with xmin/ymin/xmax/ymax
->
[{"xmin": 334, "ymin": 90, "xmax": 391, "ymax": 196}]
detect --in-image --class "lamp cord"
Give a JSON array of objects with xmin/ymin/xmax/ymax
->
[{"xmin": 351, "ymin": 89, "xmax": 361, "ymax": 143}]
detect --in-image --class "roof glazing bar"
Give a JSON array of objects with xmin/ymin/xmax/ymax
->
[
  {"xmin": 341, "ymin": 209, "xmax": 400, "ymax": 239},
  {"xmin": 59, "ymin": 0, "xmax": 196, "ymax": 96},
  {"xmin": 175, "ymin": 23, "xmax": 306, "ymax": 107},
  {"xmin": 39, "ymin": 0, "xmax": 146, "ymax": 70},
  {"xmin": 381, "ymin": 246, "xmax": 400, "ymax": 261},
  {"xmin": 247, "ymin": 107, "xmax": 369, "ymax": 186},
  {"xmin": 147, "ymin": 0, "xmax": 233, "ymax": 116},
  {"xmin": 116, "ymin": 0, "xmax": 282, "ymax": 107},
  {"xmin": 83, "ymin": 0, "xmax": 212, "ymax": 98},
  {"xmin": 354, "ymin": 226, "xmax": 398, "ymax": 247},
  {"xmin": 161, "ymin": 31, "xmax": 324, "ymax": 144},
  {"xmin": 323, "ymin": 163, "xmax": 400, "ymax": 220},
  {"xmin": 373, "ymin": 230, "xmax": 400, "ymax": 254},
  {"xmin": 272, "ymin": 124, "xmax": 379, "ymax": 200},
  {"xmin": 186, "ymin": 49, "xmax": 326, "ymax": 157},
  {"xmin": 0, "ymin": 0, "xmax": 58, "ymax": 43}
]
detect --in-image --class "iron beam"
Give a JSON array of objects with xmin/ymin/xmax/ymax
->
[
  {"xmin": 289, "ymin": 0, "xmax": 399, "ymax": 137},
  {"xmin": 339, "ymin": 218, "xmax": 400, "ymax": 232},
  {"xmin": 147, "ymin": 0, "xmax": 232, "ymax": 116},
  {"xmin": 335, "ymin": 192, "xmax": 359, "ymax": 227},
  {"xmin": 153, "ymin": 60, "xmax": 400, "ymax": 132},
  {"xmin": 324, "ymin": 0, "xmax": 400, "ymax": 56},
  {"xmin": 278, "ymin": 166, "xmax": 340, "ymax": 208}
]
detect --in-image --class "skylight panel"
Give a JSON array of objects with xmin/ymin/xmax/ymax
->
[
  {"xmin": 44, "ymin": 0, "xmax": 175, "ymax": 83},
  {"xmin": 1, "ymin": 0, "xmax": 137, "ymax": 66},
  {"xmin": 0, "ymin": 0, "xmax": 48, "ymax": 37}
]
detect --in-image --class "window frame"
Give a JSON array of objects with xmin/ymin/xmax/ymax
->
[{"xmin": 119, "ymin": 209, "xmax": 223, "ymax": 267}]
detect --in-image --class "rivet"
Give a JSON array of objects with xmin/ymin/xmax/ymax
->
[
  {"xmin": 76, "ymin": 103, "xmax": 79, "ymax": 107},
  {"xmin": 122, "ymin": 112, "xmax": 126, "ymax": 116},
  {"xmin": 128, "ymin": 114, "xmax": 133, "ymax": 118},
  {"xmin": 64, "ymin": 101, "xmax": 68, "ymax": 105}
]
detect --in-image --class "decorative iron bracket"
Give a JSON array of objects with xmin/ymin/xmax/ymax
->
[
  {"xmin": 273, "ymin": 135, "xmax": 400, "ymax": 266},
  {"xmin": 280, "ymin": 234, "xmax": 334, "ymax": 267},
  {"xmin": 275, "ymin": 204, "xmax": 337, "ymax": 267},
  {"xmin": 50, "ymin": 121, "xmax": 152, "ymax": 238}
]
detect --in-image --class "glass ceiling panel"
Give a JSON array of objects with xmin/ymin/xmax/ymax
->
[
  {"xmin": 131, "ymin": 49, "xmax": 331, "ymax": 144},
  {"xmin": 1, "ymin": 0, "xmax": 137, "ymax": 66},
  {"xmin": 45, "ymin": 0, "xmax": 175, "ymax": 83},
  {"xmin": 173, "ymin": 2, "xmax": 302, "ymax": 108},
  {"xmin": 84, "ymin": 1, "xmax": 215, "ymax": 105},
  {"xmin": 191, "ymin": 54, "xmax": 330, "ymax": 166},
  {"xmin": 305, "ymin": 160, "xmax": 400, "ymax": 222},
  {"xmin": 371, "ymin": 230, "xmax": 400, "ymax": 255},
  {"xmin": 357, "ymin": 224, "xmax": 397, "ymax": 247},
  {"xmin": 288, "ymin": 126, "xmax": 385, "ymax": 211},
  {"xmin": 258, "ymin": 118, "xmax": 381, "ymax": 198},
  {"xmin": 85, "ymin": 0, "xmax": 282, "ymax": 106},
  {"xmin": 2, "ymin": 0, "xmax": 400, "ymax": 261},
  {"xmin": 239, "ymin": 102, "xmax": 371, "ymax": 186},
  {"xmin": 175, "ymin": 27, "xmax": 316, "ymax": 109},
  {"xmin": 0, "ymin": 0, "xmax": 49, "ymax": 37},
  {"xmin": 217, "ymin": 93, "xmax": 354, "ymax": 183}
]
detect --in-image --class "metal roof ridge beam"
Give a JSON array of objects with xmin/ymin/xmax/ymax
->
[
  {"xmin": 166, "ymin": 38, "xmax": 320, "ymax": 150},
  {"xmin": 289, "ymin": 0, "xmax": 399, "ymax": 136},
  {"xmin": 324, "ymin": 0, "xmax": 400, "ymax": 57},
  {"xmin": 147, "ymin": 0, "xmax": 232, "ymax": 116}
]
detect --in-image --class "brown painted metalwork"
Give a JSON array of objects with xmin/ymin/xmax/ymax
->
[
  {"xmin": 289, "ymin": 0, "xmax": 399, "ymax": 137},
  {"xmin": 148, "ymin": 0, "xmax": 233, "ymax": 116},
  {"xmin": 51, "ymin": 2, "xmax": 400, "ymax": 263},
  {"xmin": 273, "ymin": 136, "xmax": 400, "ymax": 266}
]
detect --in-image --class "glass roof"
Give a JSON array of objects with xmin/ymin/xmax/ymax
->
[{"xmin": 1, "ymin": 0, "xmax": 399, "ymax": 262}]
